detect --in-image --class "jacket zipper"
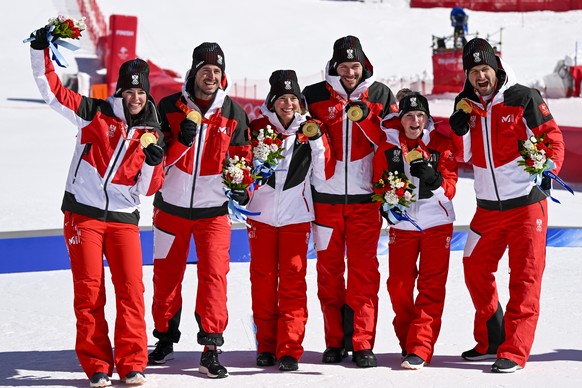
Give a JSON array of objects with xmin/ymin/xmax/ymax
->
[
  {"xmin": 484, "ymin": 113, "xmax": 502, "ymax": 207},
  {"xmin": 190, "ymin": 123, "xmax": 204, "ymax": 212}
]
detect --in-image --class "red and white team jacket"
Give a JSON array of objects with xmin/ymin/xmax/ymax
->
[
  {"xmin": 153, "ymin": 71, "xmax": 252, "ymax": 219},
  {"xmin": 453, "ymin": 59, "xmax": 564, "ymax": 211},
  {"xmin": 31, "ymin": 49, "xmax": 164, "ymax": 225},
  {"xmin": 374, "ymin": 116, "xmax": 458, "ymax": 231},
  {"xmin": 245, "ymin": 106, "xmax": 334, "ymax": 227},
  {"xmin": 303, "ymin": 63, "xmax": 398, "ymax": 204}
]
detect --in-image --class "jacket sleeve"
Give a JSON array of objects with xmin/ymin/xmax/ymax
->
[
  {"xmin": 30, "ymin": 48, "xmax": 91, "ymax": 128},
  {"xmin": 158, "ymin": 100, "xmax": 191, "ymax": 167},
  {"xmin": 437, "ymin": 148, "xmax": 459, "ymax": 201},
  {"xmin": 309, "ymin": 124, "xmax": 336, "ymax": 181},
  {"xmin": 228, "ymin": 109, "xmax": 252, "ymax": 163},
  {"xmin": 134, "ymin": 162, "xmax": 165, "ymax": 196}
]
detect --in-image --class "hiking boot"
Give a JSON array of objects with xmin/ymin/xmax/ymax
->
[
  {"xmin": 322, "ymin": 347, "xmax": 348, "ymax": 363},
  {"xmin": 199, "ymin": 349, "xmax": 228, "ymax": 378},
  {"xmin": 491, "ymin": 358, "xmax": 523, "ymax": 373},
  {"xmin": 122, "ymin": 371, "xmax": 146, "ymax": 385},
  {"xmin": 256, "ymin": 352, "xmax": 276, "ymax": 367},
  {"xmin": 352, "ymin": 349, "xmax": 377, "ymax": 368},
  {"xmin": 278, "ymin": 356, "xmax": 299, "ymax": 372},
  {"xmin": 401, "ymin": 354, "xmax": 425, "ymax": 370},
  {"xmin": 461, "ymin": 347, "xmax": 497, "ymax": 361},
  {"xmin": 89, "ymin": 372, "xmax": 111, "ymax": 388},
  {"xmin": 148, "ymin": 341, "xmax": 174, "ymax": 365}
]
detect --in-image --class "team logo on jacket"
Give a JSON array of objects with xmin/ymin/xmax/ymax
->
[
  {"xmin": 473, "ymin": 52, "xmax": 482, "ymax": 63},
  {"xmin": 284, "ymin": 80, "xmax": 292, "ymax": 90},
  {"xmin": 131, "ymin": 74, "xmax": 139, "ymax": 85},
  {"xmin": 346, "ymin": 49, "xmax": 355, "ymax": 59},
  {"xmin": 392, "ymin": 149, "xmax": 402, "ymax": 163},
  {"xmin": 469, "ymin": 115, "xmax": 477, "ymax": 128},
  {"xmin": 108, "ymin": 124, "xmax": 116, "ymax": 137},
  {"xmin": 538, "ymin": 103, "xmax": 551, "ymax": 117},
  {"xmin": 328, "ymin": 106, "xmax": 337, "ymax": 119}
]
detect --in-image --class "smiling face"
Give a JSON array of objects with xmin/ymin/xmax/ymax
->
[
  {"xmin": 336, "ymin": 61, "xmax": 363, "ymax": 93},
  {"xmin": 121, "ymin": 88, "xmax": 147, "ymax": 116},
  {"xmin": 194, "ymin": 64, "xmax": 223, "ymax": 99},
  {"xmin": 274, "ymin": 94, "xmax": 300, "ymax": 126},
  {"xmin": 400, "ymin": 111, "xmax": 428, "ymax": 140},
  {"xmin": 468, "ymin": 64, "xmax": 497, "ymax": 96}
]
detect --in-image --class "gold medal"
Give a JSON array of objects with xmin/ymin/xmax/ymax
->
[
  {"xmin": 140, "ymin": 132, "xmax": 157, "ymax": 148},
  {"xmin": 302, "ymin": 122, "xmax": 319, "ymax": 137},
  {"xmin": 456, "ymin": 99, "xmax": 472, "ymax": 114},
  {"xmin": 406, "ymin": 149, "xmax": 423, "ymax": 163},
  {"xmin": 186, "ymin": 110, "xmax": 202, "ymax": 125},
  {"xmin": 347, "ymin": 105, "xmax": 363, "ymax": 122}
]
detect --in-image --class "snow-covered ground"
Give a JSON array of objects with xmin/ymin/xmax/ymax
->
[{"xmin": 1, "ymin": 0, "xmax": 582, "ymax": 387}]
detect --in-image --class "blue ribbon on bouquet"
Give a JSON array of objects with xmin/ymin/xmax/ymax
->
[
  {"xmin": 531, "ymin": 160, "xmax": 574, "ymax": 204},
  {"xmin": 224, "ymin": 187, "xmax": 261, "ymax": 227},
  {"xmin": 251, "ymin": 159, "xmax": 284, "ymax": 189},
  {"xmin": 23, "ymin": 25, "xmax": 80, "ymax": 68},
  {"xmin": 383, "ymin": 203, "xmax": 424, "ymax": 233}
]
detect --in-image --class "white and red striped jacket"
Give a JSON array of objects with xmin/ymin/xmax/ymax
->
[
  {"xmin": 453, "ymin": 59, "xmax": 565, "ymax": 211},
  {"xmin": 31, "ymin": 48, "xmax": 164, "ymax": 225}
]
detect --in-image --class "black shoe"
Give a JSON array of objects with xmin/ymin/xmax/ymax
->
[
  {"xmin": 352, "ymin": 349, "xmax": 377, "ymax": 368},
  {"xmin": 322, "ymin": 347, "xmax": 348, "ymax": 363},
  {"xmin": 401, "ymin": 354, "xmax": 425, "ymax": 370},
  {"xmin": 256, "ymin": 352, "xmax": 276, "ymax": 367},
  {"xmin": 491, "ymin": 358, "xmax": 523, "ymax": 373},
  {"xmin": 122, "ymin": 371, "xmax": 147, "ymax": 385},
  {"xmin": 89, "ymin": 372, "xmax": 111, "ymax": 388},
  {"xmin": 199, "ymin": 349, "xmax": 229, "ymax": 378},
  {"xmin": 148, "ymin": 341, "xmax": 174, "ymax": 365},
  {"xmin": 278, "ymin": 356, "xmax": 299, "ymax": 371},
  {"xmin": 461, "ymin": 347, "xmax": 497, "ymax": 361}
]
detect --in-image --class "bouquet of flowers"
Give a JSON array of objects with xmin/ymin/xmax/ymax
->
[
  {"xmin": 222, "ymin": 156, "xmax": 260, "ymax": 224},
  {"xmin": 250, "ymin": 125, "xmax": 284, "ymax": 186},
  {"xmin": 517, "ymin": 133, "xmax": 573, "ymax": 201},
  {"xmin": 24, "ymin": 15, "xmax": 86, "ymax": 68},
  {"xmin": 517, "ymin": 134, "xmax": 554, "ymax": 175},
  {"xmin": 373, "ymin": 170, "xmax": 423, "ymax": 231}
]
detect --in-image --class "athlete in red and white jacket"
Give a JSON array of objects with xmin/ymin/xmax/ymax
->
[
  {"xmin": 244, "ymin": 70, "xmax": 334, "ymax": 371},
  {"xmin": 149, "ymin": 43, "xmax": 251, "ymax": 378},
  {"xmin": 449, "ymin": 38, "xmax": 565, "ymax": 373},
  {"xmin": 30, "ymin": 27, "xmax": 164, "ymax": 386},
  {"xmin": 302, "ymin": 35, "xmax": 398, "ymax": 368},
  {"xmin": 374, "ymin": 93, "xmax": 457, "ymax": 370}
]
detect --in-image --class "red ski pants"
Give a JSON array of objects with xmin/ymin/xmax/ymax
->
[
  {"xmin": 312, "ymin": 202, "xmax": 382, "ymax": 351},
  {"xmin": 248, "ymin": 220, "xmax": 310, "ymax": 360},
  {"xmin": 387, "ymin": 223, "xmax": 453, "ymax": 363},
  {"xmin": 63, "ymin": 211, "xmax": 147, "ymax": 379},
  {"xmin": 463, "ymin": 200, "xmax": 548, "ymax": 367},
  {"xmin": 151, "ymin": 209, "xmax": 231, "ymax": 341}
]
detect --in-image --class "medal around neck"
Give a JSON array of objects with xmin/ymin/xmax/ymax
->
[
  {"xmin": 347, "ymin": 105, "xmax": 363, "ymax": 121},
  {"xmin": 302, "ymin": 122, "xmax": 319, "ymax": 137},
  {"xmin": 140, "ymin": 132, "xmax": 157, "ymax": 148},
  {"xmin": 187, "ymin": 110, "xmax": 202, "ymax": 125},
  {"xmin": 406, "ymin": 149, "xmax": 423, "ymax": 164}
]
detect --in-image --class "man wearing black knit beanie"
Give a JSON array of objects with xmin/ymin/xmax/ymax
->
[
  {"xmin": 449, "ymin": 37, "xmax": 565, "ymax": 373},
  {"xmin": 148, "ymin": 42, "xmax": 251, "ymax": 379}
]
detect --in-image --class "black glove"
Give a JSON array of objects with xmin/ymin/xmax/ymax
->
[
  {"xmin": 29, "ymin": 27, "xmax": 51, "ymax": 50},
  {"xmin": 143, "ymin": 144, "xmax": 164, "ymax": 166},
  {"xmin": 345, "ymin": 100, "xmax": 370, "ymax": 122},
  {"xmin": 410, "ymin": 159, "xmax": 442, "ymax": 191},
  {"xmin": 449, "ymin": 109, "xmax": 471, "ymax": 136},
  {"xmin": 177, "ymin": 118, "xmax": 198, "ymax": 147},
  {"xmin": 230, "ymin": 189, "xmax": 250, "ymax": 206}
]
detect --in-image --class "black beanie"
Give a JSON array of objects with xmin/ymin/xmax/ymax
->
[
  {"xmin": 115, "ymin": 58, "xmax": 150, "ymax": 97},
  {"xmin": 399, "ymin": 92, "xmax": 430, "ymax": 118},
  {"xmin": 329, "ymin": 35, "xmax": 366, "ymax": 75},
  {"xmin": 462, "ymin": 38, "xmax": 499, "ymax": 73},
  {"xmin": 189, "ymin": 42, "xmax": 225, "ymax": 78},
  {"xmin": 266, "ymin": 70, "xmax": 302, "ymax": 110}
]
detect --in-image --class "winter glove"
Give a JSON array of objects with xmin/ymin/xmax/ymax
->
[
  {"xmin": 299, "ymin": 119, "xmax": 322, "ymax": 139},
  {"xmin": 177, "ymin": 118, "xmax": 198, "ymax": 147},
  {"xmin": 345, "ymin": 100, "xmax": 370, "ymax": 122},
  {"xmin": 29, "ymin": 27, "xmax": 52, "ymax": 50},
  {"xmin": 230, "ymin": 189, "xmax": 250, "ymax": 206},
  {"xmin": 143, "ymin": 144, "xmax": 164, "ymax": 166},
  {"xmin": 449, "ymin": 109, "xmax": 471, "ymax": 136},
  {"xmin": 380, "ymin": 204, "xmax": 404, "ymax": 226},
  {"xmin": 410, "ymin": 159, "xmax": 442, "ymax": 190}
]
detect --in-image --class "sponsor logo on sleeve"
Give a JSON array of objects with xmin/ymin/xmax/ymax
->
[{"xmin": 538, "ymin": 103, "xmax": 551, "ymax": 117}]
